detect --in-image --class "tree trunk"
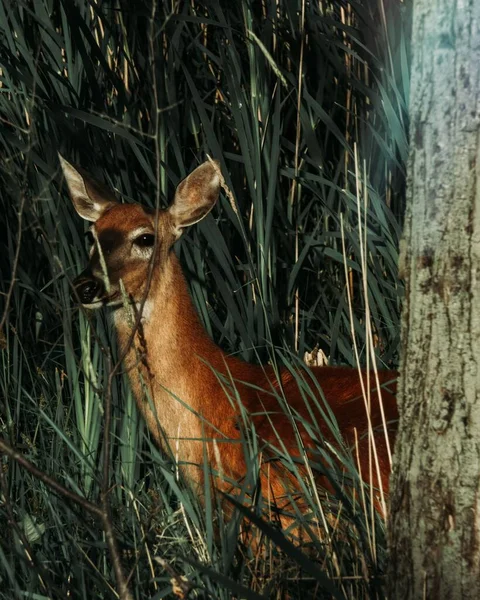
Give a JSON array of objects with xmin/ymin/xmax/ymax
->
[{"xmin": 388, "ymin": 1, "xmax": 480, "ymax": 598}]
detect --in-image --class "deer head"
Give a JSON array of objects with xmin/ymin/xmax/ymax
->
[{"xmin": 59, "ymin": 155, "xmax": 221, "ymax": 308}]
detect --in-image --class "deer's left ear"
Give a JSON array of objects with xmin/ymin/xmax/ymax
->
[
  {"xmin": 58, "ymin": 154, "xmax": 118, "ymax": 222},
  {"xmin": 168, "ymin": 160, "xmax": 221, "ymax": 237}
]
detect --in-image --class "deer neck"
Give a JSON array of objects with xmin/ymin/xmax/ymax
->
[{"xmin": 113, "ymin": 251, "xmax": 229, "ymax": 452}]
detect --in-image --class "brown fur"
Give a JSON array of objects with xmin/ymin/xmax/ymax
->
[{"xmin": 60, "ymin": 156, "xmax": 398, "ymax": 517}]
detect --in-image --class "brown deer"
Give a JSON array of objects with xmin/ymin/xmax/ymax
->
[{"xmin": 59, "ymin": 155, "xmax": 397, "ymax": 519}]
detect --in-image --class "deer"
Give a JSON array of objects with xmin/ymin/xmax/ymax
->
[{"xmin": 59, "ymin": 155, "xmax": 398, "ymax": 525}]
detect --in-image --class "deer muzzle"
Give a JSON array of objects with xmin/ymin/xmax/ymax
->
[{"xmin": 72, "ymin": 272, "xmax": 105, "ymax": 305}]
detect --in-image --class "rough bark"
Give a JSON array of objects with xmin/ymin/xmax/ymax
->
[{"xmin": 388, "ymin": 1, "xmax": 480, "ymax": 598}]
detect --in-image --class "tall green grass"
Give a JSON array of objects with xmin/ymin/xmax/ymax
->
[{"xmin": 0, "ymin": 0, "xmax": 407, "ymax": 598}]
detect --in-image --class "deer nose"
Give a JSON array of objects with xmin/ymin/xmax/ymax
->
[{"xmin": 72, "ymin": 277, "xmax": 103, "ymax": 305}]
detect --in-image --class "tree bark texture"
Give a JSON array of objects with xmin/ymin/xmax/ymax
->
[{"xmin": 388, "ymin": 1, "xmax": 480, "ymax": 599}]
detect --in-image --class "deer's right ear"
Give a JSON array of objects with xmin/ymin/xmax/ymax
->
[{"xmin": 58, "ymin": 154, "xmax": 117, "ymax": 222}]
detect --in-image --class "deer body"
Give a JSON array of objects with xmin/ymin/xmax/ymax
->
[{"xmin": 59, "ymin": 156, "xmax": 397, "ymax": 508}]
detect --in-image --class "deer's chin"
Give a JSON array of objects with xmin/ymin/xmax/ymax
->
[
  {"xmin": 81, "ymin": 300, "xmax": 104, "ymax": 310},
  {"xmin": 81, "ymin": 292, "xmax": 123, "ymax": 309}
]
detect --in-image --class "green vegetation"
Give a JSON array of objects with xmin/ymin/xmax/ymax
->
[{"xmin": 0, "ymin": 0, "xmax": 408, "ymax": 598}]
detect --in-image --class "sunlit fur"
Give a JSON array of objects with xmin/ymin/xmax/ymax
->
[{"xmin": 60, "ymin": 156, "xmax": 398, "ymax": 516}]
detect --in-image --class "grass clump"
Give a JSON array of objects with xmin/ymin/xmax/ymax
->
[{"xmin": 0, "ymin": 0, "xmax": 407, "ymax": 598}]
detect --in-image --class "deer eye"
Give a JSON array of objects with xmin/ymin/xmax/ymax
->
[{"xmin": 133, "ymin": 233, "xmax": 155, "ymax": 247}]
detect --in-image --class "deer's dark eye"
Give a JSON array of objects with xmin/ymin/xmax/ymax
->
[{"xmin": 133, "ymin": 233, "xmax": 155, "ymax": 247}]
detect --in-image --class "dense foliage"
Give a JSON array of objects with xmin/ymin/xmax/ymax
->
[{"xmin": 0, "ymin": 0, "xmax": 408, "ymax": 598}]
